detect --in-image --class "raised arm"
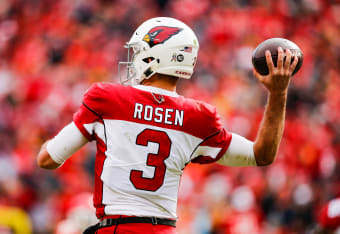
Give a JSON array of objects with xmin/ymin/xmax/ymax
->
[
  {"xmin": 253, "ymin": 47, "xmax": 298, "ymax": 166},
  {"xmin": 217, "ymin": 47, "xmax": 298, "ymax": 167}
]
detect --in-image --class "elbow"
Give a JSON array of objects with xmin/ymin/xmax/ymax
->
[
  {"xmin": 37, "ymin": 147, "xmax": 60, "ymax": 170},
  {"xmin": 37, "ymin": 154, "xmax": 50, "ymax": 169},
  {"xmin": 37, "ymin": 155, "xmax": 49, "ymax": 169},
  {"xmin": 253, "ymin": 144, "xmax": 278, "ymax": 166},
  {"xmin": 255, "ymin": 153, "xmax": 276, "ymax": 166},
  {"xmin": 37, "ymin": 157, "xmax": 59, "ymax": 170},
  {"xmin": 256, "ymin": 158, "xmax": 275, "ymax": 166}
]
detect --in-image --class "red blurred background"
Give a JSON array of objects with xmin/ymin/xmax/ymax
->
[{"xmin": 0, "ymin": 0, "xmax": 339, "ymax": 233}]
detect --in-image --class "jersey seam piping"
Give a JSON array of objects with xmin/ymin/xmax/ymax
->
[
  {"xmin": 83, "ymin": 102, "xmax": 108, "ymax": 144},
  {"xmin": 188, "ymin": 129, "xmax": 222, "ymax": 162}
]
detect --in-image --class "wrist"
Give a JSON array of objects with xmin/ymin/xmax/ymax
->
[{"xmin": 269, "ymin": 90, "xmax": 288, "ymax": 98}]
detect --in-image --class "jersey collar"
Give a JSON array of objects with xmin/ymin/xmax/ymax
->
[{"xmin": 133, "ymin": 85, "xmax": 179, "ymax": 97}]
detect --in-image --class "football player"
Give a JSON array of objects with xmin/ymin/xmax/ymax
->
[{"xmin": 37, "ymin": 17, "xmax": 298, "ymax": 234}]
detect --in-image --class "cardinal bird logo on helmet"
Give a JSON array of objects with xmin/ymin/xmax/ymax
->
[{"xmin": 143, "ymin": 26, "xmax": 183, "ymax": 48}]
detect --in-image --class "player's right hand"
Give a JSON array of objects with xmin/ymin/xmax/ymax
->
[{"xmin": 253, "ymin": 47, "xmax": 298, "ymax": 95}]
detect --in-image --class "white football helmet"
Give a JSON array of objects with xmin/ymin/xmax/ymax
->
[{"xmin": 119, "ymin": 17, "xmax": 199, "ymax": 85}]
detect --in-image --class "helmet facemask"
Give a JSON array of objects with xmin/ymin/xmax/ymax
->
[
  {"xmin": 118, "ymin": 43, "xmax": 138, "ymax": 85},
  {"xmin": 119, "ymin": 41, "xmax": 159, "ymax": 85}
]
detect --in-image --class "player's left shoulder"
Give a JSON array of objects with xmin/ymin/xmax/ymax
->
[
  {"xmin": 82, "ymin": 82, "xmax": 128, "ymax": 114},
  {"xmin": 91, "ymin": 82, "xmax": 122, "ymax": 94},
  {"xmin": 86, "ymin": 82, "xmax": 131, "ymax": 99}
]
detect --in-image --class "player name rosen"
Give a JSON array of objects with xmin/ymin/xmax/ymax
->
[{"xmin": 133, "ymin": 103, "xmax": 184, "ymax": 126}]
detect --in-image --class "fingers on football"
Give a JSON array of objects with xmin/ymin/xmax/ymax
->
[
  {"xmin": 277, "ymin": 47, "xmax": 284, "ymax": 70},
  {"xmin": 284, "ymin": 49, "xmax": 292, "ymax": 73},
  {"xmin": 290, "ymin": 55, "xmax": 299, "ymax": 74},
  {"xmin": 265, "ymin": 50, "xmax": 274, "ymax": 74}
]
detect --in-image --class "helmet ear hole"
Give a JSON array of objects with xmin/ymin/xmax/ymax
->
[{"xmin": 142, "ymin": 57, "xmax": 155, "ymax": 63}]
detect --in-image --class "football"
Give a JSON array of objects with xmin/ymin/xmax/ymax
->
[{"xmin": 252, "ymin": 38, "xmax": 303, "ymax": 76}]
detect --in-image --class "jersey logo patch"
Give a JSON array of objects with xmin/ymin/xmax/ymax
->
[
  {"xmin": 152, "ymin": 92, "xmax": 165, "ymax": 104},
  {"xmin": 143, "ymin": 26, "xmax": 183, "ymax": 48}
]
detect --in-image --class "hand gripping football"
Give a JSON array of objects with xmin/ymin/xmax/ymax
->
[{"xmin": 252, "ymin": 38, "xmax": 303, "ymax": 76}]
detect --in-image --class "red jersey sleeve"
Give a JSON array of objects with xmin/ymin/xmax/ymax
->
[
  {"xmin": 73, "ymin": 83, "xmax": 104, "ymax": 141},
  {"xmin": 191, "ymin": 104, "xmax": 232, "ymax": 164}
]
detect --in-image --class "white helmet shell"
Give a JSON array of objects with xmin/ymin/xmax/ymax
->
[{"xmin": 119, "ymin": 17, "xmax": 199, "ymax": 84}]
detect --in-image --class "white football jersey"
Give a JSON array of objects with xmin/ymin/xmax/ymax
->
[{"xmin": 73, "ymin": 83, "xmax": 232, "ymax": 219}]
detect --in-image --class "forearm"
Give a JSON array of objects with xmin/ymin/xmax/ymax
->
[
  {"xmin": 254, "ymin": 91, "xmax": 287, "ymax": 166},
  {"xmin": 252, "ymin": 47, "xmax": 298, "ymax": 166}
]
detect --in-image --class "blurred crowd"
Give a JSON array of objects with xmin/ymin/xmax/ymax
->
[{"xmin": 0, "ymin": 0, "xmax": 339, "ymax": 233}]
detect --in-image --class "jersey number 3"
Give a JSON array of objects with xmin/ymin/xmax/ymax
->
[{"xmin": 130, "ymin": 129, "xmax": 171, "ymax": 192}]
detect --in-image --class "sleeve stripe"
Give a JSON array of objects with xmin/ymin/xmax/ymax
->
[
  {"xmin": 83, "ymin": 102, "xmax": 107, "ymax": 145},
  {"xmin": 192, "ymin": 145, "xmax": 222, "ymax": 159},
  {"xmin": 190, "ymin": 129, "xmax": 232, "ymax": 164},
  {"xmin": 74, "ymin": 119, "xmax": 93, "ymax": 141},
  {"xmin": 189, "ymin": 130, "xmax": 221, "ymax": 161},
  {"xmin": 84, "ymin": 122, "xmax": 106, "ymax": 143}
]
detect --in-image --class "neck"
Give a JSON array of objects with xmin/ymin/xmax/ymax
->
[{"xmin": 141, "ymin": 74, "xmax": 178, "ymax": 92}]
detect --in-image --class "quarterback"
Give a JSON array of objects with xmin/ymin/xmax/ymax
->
[{"xmin": 37, "ymin": 17, "xmax": 298, "ymax": 234}]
